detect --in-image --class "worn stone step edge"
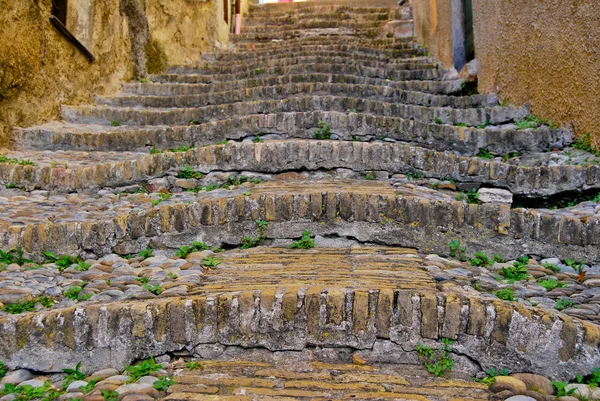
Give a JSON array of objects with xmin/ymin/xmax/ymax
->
[
  {"xmin": 242, "ymin": 20, "xmax": 387, "ymax": 32},
  {"xmin": 3, "ymin": 138, "xmax": 590, "ymax": 195},
  {"xmin": 60, "ymin": 95, "xmax": 526, "ymax": 128},
  {"xmin": 142, "ymin": 74, "xmax": 459, "ymax": 97},
  {"xmin": 1, "ymin": 182, "xmax": 598, "ymax": 262},
  {"xmin": 0, "ymin": 287, "xmax": 597, "ymax": 380},
  {"xmin": 98, "ymin": 82, "xmax": 490, "ymax": 110},
  {"xmin": 168, "ymin": 55, "xmax": 435, "ymax": 75},
  {"xmin": 13, "ymin": 111, "xmax": 568, "ymax": 156},
  {"xmin": 148, "ymin": 63, "xmax": 439, "ymax": 84}
]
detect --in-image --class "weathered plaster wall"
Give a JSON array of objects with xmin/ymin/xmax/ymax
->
[
  {"xmin": 473, "ymin": 0, "xmax": 600, "ymax": 146},
  {"xmin": 0, "ymin": 0, "xmax": 134, "ymax": 145},
  {"xmin": 411, "ymin": 0, "xmax": 454, "ymax": 68},
  {"xmin": 146, "ymin": 0, "xmax": 232, "ymax": 67}
]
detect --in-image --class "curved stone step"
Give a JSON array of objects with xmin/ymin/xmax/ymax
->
[
  {"xmin": 244, "ymin": 12, "xmax": 393, "ymax": 26},
  {"xmin": 150, "ymin": 63, "xmax": 439, "ymax": 84},
  {"xmin": 168, "ymin": 55, "xmax": 435, "ymax": 75},
  {"xmin": 13, "ymin": 111, "xmax": 568, "ymax": 156},
  {"xmin": 242, "ymin": 20, "xmax": 386, "ymax": 33},
  {"xmin": 0, "ymin": 179, "xmax": 598, "ymax": 262},
  {"xmin": 61, "ymin": 95, "xmax": 525, "ymax": 128},
  {"xmin": 0, "ymin": 247, "xmax": 597, "ymax": 378},
  {"xmin": 98, "ymin": 83, "xmax": 492, "ymax": 110},
  {"xmin": 131, "ymin": 75, "xmax": 459, "ymax": 97}
]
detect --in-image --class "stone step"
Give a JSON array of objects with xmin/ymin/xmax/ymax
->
[
  {"xmin": 163, "ymin": 357, "xmax": 490, "ymax": 401},
  {"xmin": 205, "ymin": 49, "xmax": 428, "ymax": 65},
  {"xmin": 1, "ymin": 253, "xmax": 598, "ymax": 379},
  {"xmin": 144, "ymin": 74, "xmax": 455, "ymax": 96},
  {"xmin": 243, "ymin": 12, "xmax": 393, "ymax": 26},
  {"xmin": 132, "ymin": 75, "xmax": 458, "ymax": 98},
  {"xmin": 241, "ymin": 20, "xmax": 386, "ymax": 33},
  {"xmin": 0, "ymin": 179, "xmax": 598, "ymax": 262},
  {"xmin": 232, "ymin": 36, "xmax": 417, "ymax": 51},
  {"xmin": 167, "ymin": 55, "xmax": 435, "ymax": 75},
  {"xmin": 97, "ymin": 83, "xmax": 491, "ymax": 110},
  {"xmin": 3, "ymin": 136, "xmax": 592, "ymax": 195},
  {"xmin": 13, "ymin": 111, "xmax": 568, "ymax": 155},
  {"xmin": 60, "ymin": 95, "xmax": 527, "ymax": 128},
  {"xmin": 246, "ymin": 4, "xmax": 397, "ymax": 17},
  {"xmin": 149, "ymin": 63, "xmax": 439, "ymax": 84}
]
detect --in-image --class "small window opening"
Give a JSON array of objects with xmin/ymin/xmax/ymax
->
[{"xmin": 52, "ymin": 0, "xmax": 68, "ymax": 25}]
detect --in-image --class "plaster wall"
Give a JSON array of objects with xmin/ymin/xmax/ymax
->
[
  {"xmin": 0, "ymin": 0, "xmax": 133, "ymax": 145},
  {"xmin": 411, "ymin": 0, "xmax": 454, "ymax": 68},
  {"xmin": 473, "ymin": 0, "xmax": 600, "ymax": 146},
  {"xmin": 145, "ymin": 0, "xmax": 232, "ymax": 67}
]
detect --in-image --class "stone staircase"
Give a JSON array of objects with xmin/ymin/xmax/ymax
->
[{"xmin": 1, "ymin": 1, "xmax": 600, "ymax": 399}]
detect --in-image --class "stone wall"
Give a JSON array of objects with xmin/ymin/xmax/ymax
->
[
  {"xmin": 412, "ymin": 0, "xmax": 600, "ymax": 147},
  {"xmin": 0, "ymin": 0, "xmax": 236, "ymax": 144}
]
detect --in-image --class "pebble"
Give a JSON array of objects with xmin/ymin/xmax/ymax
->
[{"xmin": 0, "ymin": 369, "xmax": 33, "ymax": 385}]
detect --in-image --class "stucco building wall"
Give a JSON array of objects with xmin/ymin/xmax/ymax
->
[
  {"xmin": 146, "ymin": 0, "xmax": 232, "ymax": 68},
  {"xmin": 473, "ymin": 0, "xmax": 600, "ymax": 146},
  {"xmin": 411, "ymin": 0, "xmax": 454, "ymax": 68},
  {"xmin": 0, "ymin": 0, "xmax": 236, "ymax": 144},
  {"xmin": 412, "ymin": 0, "xmax": 600, "ymax": 146},
  {"xmin": 0, "ymin": 0, "xmax": 133, "ymax": 145}
]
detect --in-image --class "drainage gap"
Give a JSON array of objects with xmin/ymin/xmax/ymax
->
[{"xmin": 513, "ymin": 188, "xmax": 600, "ymax": 209}]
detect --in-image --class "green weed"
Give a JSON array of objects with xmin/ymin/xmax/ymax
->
[
  {"xmin": 201, "ymin": 256, "xmax": 222, "ymax": 269},
  {"xmin": 449, "ymin": 240, "xmax": 466, "ymax": 261},
  {"xmin": 176, "ymin": 241, "xmax": 210, "ymax": 258},
  {"xmin": 416, "ymin": 338, "xmax": 454, "ymax": 377},
  {"xmin": 177, "ymin": 165, "xmax": 204, "ymax": 180},
  {"xmin": 138, "ymin": 246, "xmax": 154, "ymax": 259},
  {"xmin": 495, "ymin": 288, "xmax": 516, "ymax": 302},
  {"xmin": 314, "ymin": 122, "xmax": 332, "ymax": 140},
  {"xmin": 153, "ymin": 377, "xmax": 176, "ymax": 392},
  {"xmin": 476, "ymin": 148, "xmax": 493, "ymax": 159},
  {"xmin": 125, "ymin": 356, "xmax": 162, "ymax": 381},
  {"xmin": 110, "ymin": 121, "xmax": 121, "ymax": 127},
  {"xmin": 143, "ymin": 283, "xmax": 162, "ymax": 295},
  {"xmin": 42, "ymin": 252, "xmax": 83, "ymax": 272},
  {"xmin": 555, "ymin": 298, "xmax": 577, "ymax": 311},
  {"xmin": 290, "ymin": 230, "xmax": 315, "ymax": 249},
  {"xmin": 470, "ymin": 251, "xmax": 494, "ymax": 267},
  {"xmin": 2, "ymin": 296, "xmax": 54, "ymax": 314}
]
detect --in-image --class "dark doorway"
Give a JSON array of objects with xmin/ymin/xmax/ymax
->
[
  {"xmin": 452, "ymin": 0, "xmax": 475, "ymax": 71},
  {"xmin": 52, "ymin": 0, "xmax": 68, "ymax": 25},
  {"xmin": 224, "ymin": 0, "xmax": 229, "ymax": 23},
  {"xmin": 463, "ymin": 0, "xmax": 475, "ymax": 62}
]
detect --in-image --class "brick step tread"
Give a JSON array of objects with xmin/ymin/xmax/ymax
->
[
  {"xmin": 60, "ymin": 95, "xmax": 526, "ymax": 129},
  {"xmin": 0, "ymin": 179, "xmax": 598, "ymax": 263},
  {"xmin": 3, "ymin": 139, "xmax": 593, "ymax": 196},
  {"xmin": 13, "ymin": 111, "xmax": 566, "ymax": 156},
  {"xmin": 143, "ymin": 74, "xmax": 457, "ymax": 96},
  {"xmin": 97, "ymin": 83, "xmax": 490, "ymax": 110},
  {"xmin": 147, "ymin": 65, "xmax": 437, "ymax": 84}
]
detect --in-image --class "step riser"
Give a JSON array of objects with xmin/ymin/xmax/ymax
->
[
  {"xmin": 169, "ymin": 56, "xmax": 434, "ymax": 74},
  {"xmin": 135, "ymin": 75, "xmax": 455, "ymax": 95},
  {"xmin": 1, "ymin": 182, "xmax": 598, "ymax": 262},
  {"xmin": 1, "ymin": 287, "xmax": 597, "ymax": 380},
  {"xmin": 99, "ymin": 84, "xmax": 489, "ymax": 110},
  {"xmin": 242, "ymin": 21, "xmax": 386, "ymax": 32},
  {"xmin": 142, "ymin": 74, "xmax": 456, "ymax": 96},
  {"xmin": 13, "ymin": 112, "xmax": 568, "ymax": 156},
  {"xmin": 61, "ymin": 96, "xmax": 526, "ymax": 128},
  {"xmin": 152, "ymin": 64, "xmax": 436, "ymax": 84},
  {"xmin": 2, "ymin": 138, "xmax": 588, "ymax": 196}
]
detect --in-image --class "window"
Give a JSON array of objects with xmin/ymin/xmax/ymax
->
[{"xmin": 52, "ymin": 0, "xmax": 68, "ymax": 25}]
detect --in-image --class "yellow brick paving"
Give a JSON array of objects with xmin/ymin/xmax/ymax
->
[
  {"xmin": 163, "ymin": 359, "xmax": 489, "ymax": 401},
  {"xmin": 190, "ymin": 247, "xmax": 436, "ymax": 296}
]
